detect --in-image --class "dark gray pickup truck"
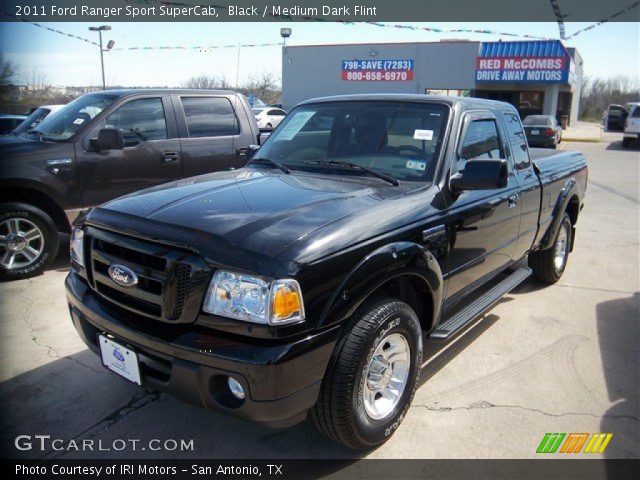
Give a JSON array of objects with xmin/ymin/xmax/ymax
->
[
  {"xmin": 0, "ymin": 89, "xmax": 259, "ymax": 279},
  {"xmin": 66, "ymin": 95, "xmax": 587, "ymax": 449}
]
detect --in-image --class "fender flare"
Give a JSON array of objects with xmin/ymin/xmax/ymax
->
[
  {"xmin": 0, "ymin": 177, "xmax": 72, "ymax": 232},
  {"xmin": 539, "ymin": 177, "xmax": 581, "ymax": 251},
  {"xmin": 318, "ymin": 241, "xmax": 444, "ymax": 331}
]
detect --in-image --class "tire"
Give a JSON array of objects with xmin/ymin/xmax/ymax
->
[
  {"xmin": 312, "ymin": 298, "xmax": 423, "ymax": 450},
  {"xmin": 529, "ymin": 213, "xmax": 572, "ymax": 284},
  {"xmin": 622, "ymin": 137, "xmax": 631, "ymax": 148},
  {"xmin": 0, "ymin": 202, "xmax": 59, "ymax": 281}
]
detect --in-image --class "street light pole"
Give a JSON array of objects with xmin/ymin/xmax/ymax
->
[
  {"xmin": 98, "ymin": 29, "xmax": 105, "ymax": 89},
  {"xmin": 89, "ymin": 25, "xmax": 112, "ymax": 90},
  {"xmin": 280, "ymin": 27, "xmax": 292, "ymax": 53}
]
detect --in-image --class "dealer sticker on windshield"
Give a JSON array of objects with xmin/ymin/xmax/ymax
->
[
  {"xmin": 406, "ymin": 159, "xmax": 427, "ymax": 171},
  {"xmin": 413, "ymin": 129, "xmax": 433, "ymax": 141}
]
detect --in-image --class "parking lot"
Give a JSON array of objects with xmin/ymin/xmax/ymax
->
[{"xmin": 0, "ymin": 133, "xmax": 638, "ymax": 460}]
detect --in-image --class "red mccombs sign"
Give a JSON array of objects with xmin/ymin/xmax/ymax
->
[{"xmin": 476, "ymin": 56, "xmax": 570, "ymax": 83}]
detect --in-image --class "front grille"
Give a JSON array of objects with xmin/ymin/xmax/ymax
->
[{"xmin": 85, "ymin": 226, "xmax": 210, "ymax": 324}]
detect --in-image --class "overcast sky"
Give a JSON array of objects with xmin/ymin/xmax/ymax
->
[{"xmin": 0, "ymin": 21, "xmax": 638, "ymax": 87}]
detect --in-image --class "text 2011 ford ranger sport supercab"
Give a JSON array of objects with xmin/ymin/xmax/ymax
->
[{"xmin": 66, "ymin": 95, "xmax": 587, "ymax": 449}]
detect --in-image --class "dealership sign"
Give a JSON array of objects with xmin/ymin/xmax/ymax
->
[
  {"xmin": 476, "ymin": 56, "xmax": 570, "ymax": 83},
  {"xmin": 342, "ymin": 59, "xmax": 414, "ymax": 81}
]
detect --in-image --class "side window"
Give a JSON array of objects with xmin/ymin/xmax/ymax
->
[
  {"xmin": 106, "ymin": 98, "xmax": 167, "ymax": 147},
  {"xmin": 502, "ymin": 112, "xmax": 531, "ymax": 170},
  {"xmin": 181, "ymin": 97, "xmax": 239, "ymax": 138},
  {"xmin": 456, "ymin": 118, "xmax": 503, "ymax": 173},
  {"xmin": 632, "ymin": 106, "xmax": 640, "ymax": 118}
]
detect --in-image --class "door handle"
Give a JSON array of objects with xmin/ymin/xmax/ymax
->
[
  {"xmin": 508, "ymin": 194, "xmax": 518, "ymax": 208},
  {"xmin": 236, "ymin": 147, "xmax": 249, "ymax": 157},
  {"xmin": 161, "ymin": 152, "xmax": 180, "ymax": 163}
]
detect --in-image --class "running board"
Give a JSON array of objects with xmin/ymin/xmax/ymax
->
[{"xmin": 430, "ymin": 267, "xmax": 532, "ymax": 340}]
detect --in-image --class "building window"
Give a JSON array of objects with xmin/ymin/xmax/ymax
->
[{"xmin": 519, "ymin": 91, "xmax": 543, "ymax": 111}]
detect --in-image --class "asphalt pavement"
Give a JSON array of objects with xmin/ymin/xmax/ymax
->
[{"xmin": 0, "ymin": 132, "xmax": 638, "ymax": 461}]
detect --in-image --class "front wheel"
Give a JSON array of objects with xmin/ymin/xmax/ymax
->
[
  {"xmin": 622, "ymin": 137, "xmax": 632, "ymax": 148},
  {"xmin": 529, "ymin": 213, "xmax": 572, "ymax": 284},
  {"xmin": 312, "ymin": 298, "xmax": 423, "ymax": 450},
  {"xmin": 0, "ymin": 202, "xmax": 59, "ymax": 281}
]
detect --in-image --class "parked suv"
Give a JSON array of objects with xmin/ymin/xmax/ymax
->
[
  {"xmin": 0, "ymin": 89, "xmax": 259, "ymax": 279},
  {"xmin": 622, "ymin": 102, "xmax": 640, "ymax": 148}
]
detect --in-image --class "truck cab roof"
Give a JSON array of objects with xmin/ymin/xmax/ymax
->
[
  {"xmin": 299, "ymin": 93, "xmax": 517, "ymax": 112},
  {"xmin": 92, "ymin": 88, "xmax": 242, "ymax": 98}
]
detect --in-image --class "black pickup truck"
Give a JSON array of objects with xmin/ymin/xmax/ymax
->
[
  {"xmin": 0, "ymin": 89, "xmax": 259, "ymax": 279},
  {"xmin": 65, "ymin": 95, "xmax": 587, "ymax": 449}
]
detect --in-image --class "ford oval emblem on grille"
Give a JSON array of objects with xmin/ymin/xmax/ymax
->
[{"xmin": 108, "ymin": 264, "xmax": 138, "ymax": 287}]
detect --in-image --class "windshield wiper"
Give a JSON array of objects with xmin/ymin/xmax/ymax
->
[
  {"xmin": 304, "ymin": 160, "xmax": 399, "ymax": 186},
  {"xmin": 249, "ymin": 157, "xmax": 291, "ymax": 174}
]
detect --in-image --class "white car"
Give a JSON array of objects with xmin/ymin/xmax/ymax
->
[
  {"xmin": 622, "ymin": 102, "xmax": 640, "ymax": 148},
  {"xmin": 253, "ymin": 107, "xmax": 287, "ymax": 130},
  {"xmin": 13, "ymin": 104, "xmax": 65, "ymax": 135}
]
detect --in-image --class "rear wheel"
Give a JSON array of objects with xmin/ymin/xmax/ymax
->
[
  {"xmin": 0, "ymin": 202, "xmax": 59, "ymax": 281},
  {"xmin": 529, "ymin": 213, "xmax": 572, "ymax": 284},
  {"xmin": 312, "ymin": 298, "xmax": 422, "ymax": 450}
]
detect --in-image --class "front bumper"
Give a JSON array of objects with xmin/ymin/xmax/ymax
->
[{"xmin": 66, "ymin": 272, "xmax": 340, "ymax": 428}]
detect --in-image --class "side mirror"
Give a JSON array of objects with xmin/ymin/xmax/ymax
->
[
  {"xmin": 90, "ymin": 128, "xmax": 123, "ymax": 152},
  {"xmin": 450, "ymin": 159, "xmax": 508, "ymax": 192},
  {"xmin": 258, "ymin": 131, "xmax": 271, "ymax": 145}
]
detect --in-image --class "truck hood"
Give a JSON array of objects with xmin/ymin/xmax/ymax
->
[
  {"xmin": 97, "ymin": 168, "xmax": 419, "ymax": 265},
  {"xmin": 0, "ymin": 134, "xmax": 71, "ymax": 162}
]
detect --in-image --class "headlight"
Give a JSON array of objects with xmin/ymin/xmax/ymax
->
[
  {"xmin": 203, "ymin": 270, "xmax": 305, "ymax": 325},
  {"xmin": 70, "ymin": 227, "xmax": 84, "ymax": 267}
]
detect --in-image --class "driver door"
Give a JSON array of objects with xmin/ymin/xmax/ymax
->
[
  {"xmin": 78, "ymin": 95, "xmax": 181, "ymax": 207},
  {"xmin": 443, "ymin": 112, "xmax": 521, "ymax": 302}
]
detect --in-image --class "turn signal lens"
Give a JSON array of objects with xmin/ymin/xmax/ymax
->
[{"xmin": 271, "ymin": 280, "xmax": 305, "ymax": 324}]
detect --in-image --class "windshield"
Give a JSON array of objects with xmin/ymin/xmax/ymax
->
[
  {"xmin": 523, "ymin": 115, "xmax": 552, "ymax": 126},
  {"xmin": 13, "ymin": 107, "xmax": 51, "ymax": 135},
  {"xmin": 30, "ymin": 93, "xmax": 118, "ymax": 141},
  {"xmin": 254, "ymin": 101, "xmax": 450, "ymax": 183},
  {"xmin": 252, "ymin": 108, "xmax": 265, "ymax": 115}
]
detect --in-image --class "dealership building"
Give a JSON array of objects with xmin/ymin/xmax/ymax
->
[{"xmin": 282, "ymin": 39, "xmax": 583, "ymax": 125}]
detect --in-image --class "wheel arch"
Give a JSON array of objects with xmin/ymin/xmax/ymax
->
[
  {"xmin": 0, "ymin": 183, "xmax": 70, "ymax": 233},
  {"xmin": 318, "ymin": 242, "xmax": 444, "ymax": 333},
  {"xmin": 539, "ymin": 178, "xmax": 581, "ymax": 251}
]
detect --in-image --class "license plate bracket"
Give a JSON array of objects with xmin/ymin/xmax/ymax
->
[{"xmin": 98, "ymin": 334, "xmax": 142, "ymax": 385}]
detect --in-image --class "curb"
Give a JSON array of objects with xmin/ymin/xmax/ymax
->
[{"xmin": 561, "ymin": 137, "xmax": 601, "ymax": 143}]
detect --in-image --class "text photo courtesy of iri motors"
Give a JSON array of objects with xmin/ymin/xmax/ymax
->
[{"xmin": 0, "ymin": 1, "xmax": 639, "ymax": 479}]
